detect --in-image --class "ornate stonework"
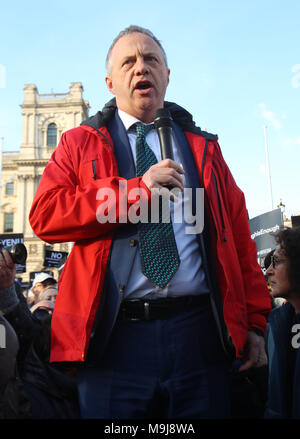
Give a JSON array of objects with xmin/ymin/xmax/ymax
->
[{"xmin": 1, "ymin": 83, "xmax": 90, "ymax": 284}]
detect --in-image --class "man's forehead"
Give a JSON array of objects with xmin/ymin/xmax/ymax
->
[{"xmin": 112, "ymin": 32, "xmax": 164, "ymax": 58}]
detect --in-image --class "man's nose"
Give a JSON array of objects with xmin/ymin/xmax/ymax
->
[{"xmin": 135, "ymin": 57, "xmax": 149, "ymax": 75}]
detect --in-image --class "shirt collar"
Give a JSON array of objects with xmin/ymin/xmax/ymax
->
[{"xmin": 118, "ymin": 109, "xmax": 153, "ymax": 132}]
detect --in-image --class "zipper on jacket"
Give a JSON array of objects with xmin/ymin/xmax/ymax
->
[
  {"xmin": 200, "ymin": 139, "xmax": 208, "ymax": 188},
  {"xmin": 200, "ymin": 140, "xmax": 226, "ymax": 241},
  {"xmin": 211, "ymin": 169, "xmax": 227, "ymax": 242},
  {"xmin": 92, "ymin": 160, "xmax": 97, "ymax": 180},
  {"xmin": 95, "ymin": 128, "xmax": 114, "ymax": 150}
]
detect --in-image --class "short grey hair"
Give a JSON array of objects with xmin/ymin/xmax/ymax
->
[{"xmin": 105, "ymin": 25, "xmax": 168, "ymax": 74}]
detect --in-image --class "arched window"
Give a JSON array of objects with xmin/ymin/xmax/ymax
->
[{"xmin": 47, "ymin": 123, "xmax": 57, "ymax": 146}]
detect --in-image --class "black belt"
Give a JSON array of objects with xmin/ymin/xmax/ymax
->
[{"xmin": 119, "ymin": 295, "xmax": 210, "ymax": 322}]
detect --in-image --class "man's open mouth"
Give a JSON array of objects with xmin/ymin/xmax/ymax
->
[{"xmin": 135, "ymin": 81, "xmax": 152, "ymax": 91}]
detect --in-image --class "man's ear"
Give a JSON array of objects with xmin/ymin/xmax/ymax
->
[{"xmin": 105, "ymin": 76, "xmax": 115, "ymax": 95}]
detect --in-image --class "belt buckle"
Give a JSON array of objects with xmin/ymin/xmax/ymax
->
[
  {"xmin": 143, "ymin": 301, "xmax": 150, "ymax": 321},
  {"xmin": 124, "ymin": 299, "xmax": 143, "ymax": 322},
  {"xmin": 123, "ymin": 299, "xmax": 151, "ymax": 322}
]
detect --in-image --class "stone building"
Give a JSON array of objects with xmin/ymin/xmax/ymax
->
[{"xmin": 0, "ymin": 82, "xmax": 89, "ymax": 285}]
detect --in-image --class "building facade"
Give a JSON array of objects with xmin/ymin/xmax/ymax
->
[{"xmin": 0, "ymin": 82, "xmax": 89, "ymax": 284}]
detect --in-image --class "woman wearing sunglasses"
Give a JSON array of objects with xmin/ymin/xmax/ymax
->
[{"xmin": 264, "ymin": 226, "xmax": 300, "ymax": 418}]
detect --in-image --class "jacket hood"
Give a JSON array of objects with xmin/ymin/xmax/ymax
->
[{"xmin": 81, "ymin": 98, "xmax": 217, "ymax": 140}]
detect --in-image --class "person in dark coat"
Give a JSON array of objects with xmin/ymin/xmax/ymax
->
[
  {"xmin": 265, "ymin": 226, "xmax": 300, "ymax": 418},
  {"xmin": 0, "ymin": 314, "xmax": 30, "ymax": 418},
  {"xmin": 0, "ymin": 249, "xmax": 80, "ymax": 418}
]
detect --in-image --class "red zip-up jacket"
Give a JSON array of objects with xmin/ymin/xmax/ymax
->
[{"xmin": 29, "ymin": 101, "xmax": 271, "ymax": 363}]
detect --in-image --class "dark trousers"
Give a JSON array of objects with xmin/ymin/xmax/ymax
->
[{"xmin": 77, "ymin": 301, "xmax": 231, "ymax": 419}]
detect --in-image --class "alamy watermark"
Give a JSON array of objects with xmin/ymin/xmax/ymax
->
[
  {"xmin": 0, "ymin": 64, "xmax": 6, "ymax": 89},
  {"xmin": 96, "ymin": 183, "xmax": 204, "ymax": 234},
  {"xmin": 291, "ymin": 64, "xmax": 300, "ymax": 89},
  {"xmin": 0, "ymin": 323, "xmax": 6, "ymax": 348},
  {"xmin": 291, "ymin": 324, "xmax": 300, "ymax": 348}
]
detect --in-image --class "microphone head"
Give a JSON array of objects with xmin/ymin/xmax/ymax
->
[{"xmin": 154, "ymin": 108, "xmax": 172, "ymax": 129}]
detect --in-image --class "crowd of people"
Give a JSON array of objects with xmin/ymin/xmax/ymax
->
[{"xmin": 0, "ymin": 25, "xmax": 299, "ymax": 420}]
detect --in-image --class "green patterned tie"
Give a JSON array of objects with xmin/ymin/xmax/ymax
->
[{"xmin": 134, "ymin": 123, "xmax": 180, "ymax": 288}]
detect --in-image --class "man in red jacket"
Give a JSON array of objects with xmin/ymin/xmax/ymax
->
[{"xmin": 29, "ymin": 25, "xmax": 271, "ymax": 418}]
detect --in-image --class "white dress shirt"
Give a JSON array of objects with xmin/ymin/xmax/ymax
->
[{"xmin": 118, "ymin": 109, "xmax": 209, "ymax": 299}]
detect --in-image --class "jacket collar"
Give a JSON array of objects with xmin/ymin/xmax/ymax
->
[{"xmin": 81, "ymin": 98, "xmax": 217, "ymax": 140}]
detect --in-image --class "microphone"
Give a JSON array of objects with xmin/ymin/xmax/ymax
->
[
  {"xmin": 154, "ymin": 108, "xmax": 174, "ymax": 160},
  {"xmin": 154, "ymin": 108, "xmax": 176, "ymax": 193}
]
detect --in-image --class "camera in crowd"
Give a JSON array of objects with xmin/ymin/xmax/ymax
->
[{"xmin": 0, "ymin": 243, "xmax": 27, "ymax": 265}]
